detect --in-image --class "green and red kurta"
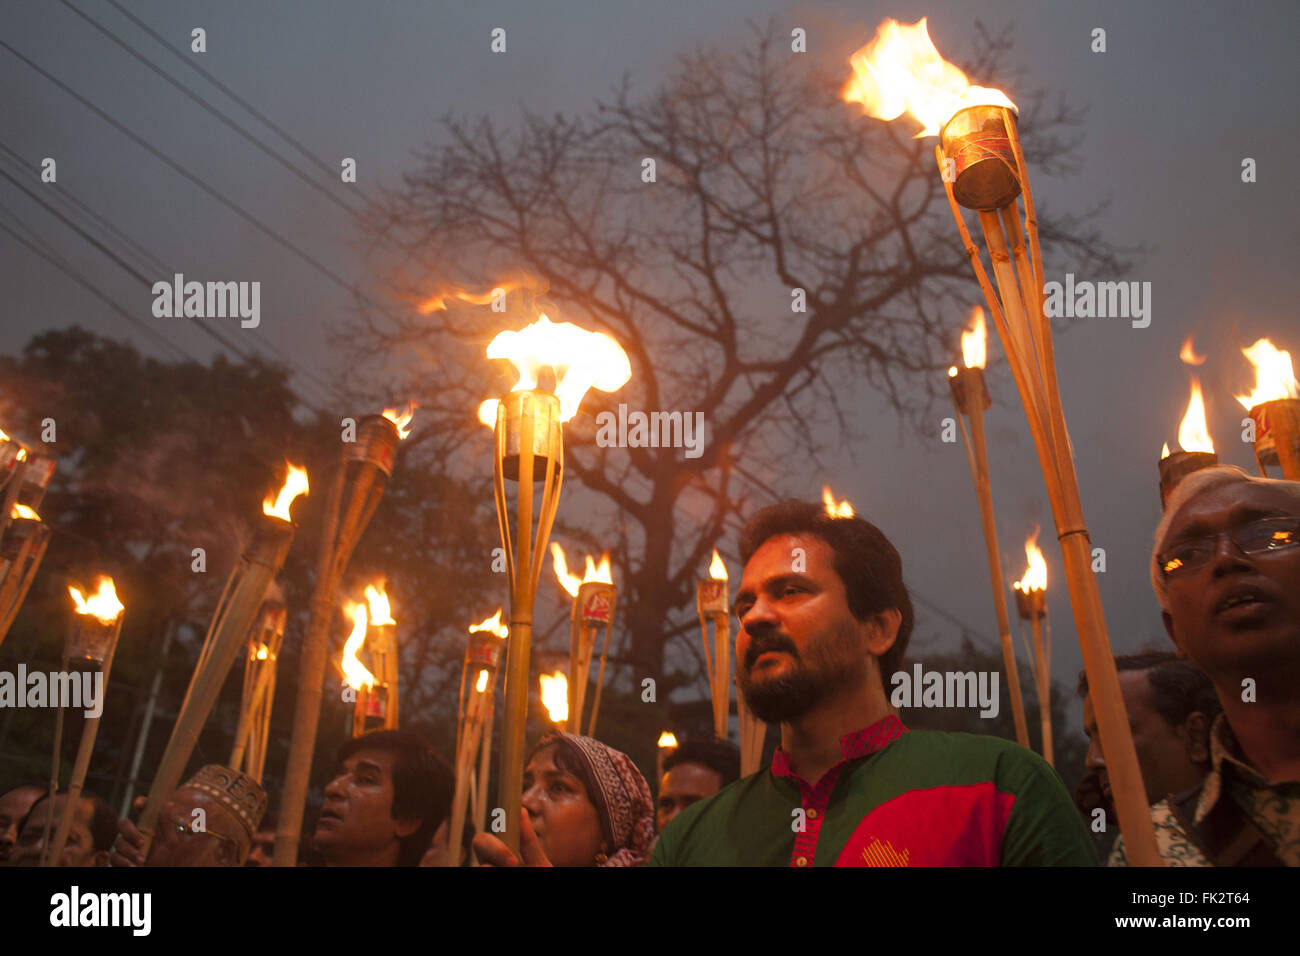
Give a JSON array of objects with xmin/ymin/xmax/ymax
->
[{"xmin": 650, "ymin": 715, "xmax": 1097, "ymax": 866}]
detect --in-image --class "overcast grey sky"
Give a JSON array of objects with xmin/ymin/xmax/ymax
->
[{"xmin": 3, "ymin": 1, "xmax": 1297, "ymax": 734}]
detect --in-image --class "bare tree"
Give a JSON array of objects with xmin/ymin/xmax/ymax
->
[{"xmin": 349, "ymin": 21, "xmax": 1126, "ymax": 717}]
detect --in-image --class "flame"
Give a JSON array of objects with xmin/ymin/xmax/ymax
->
[
  {"xmin": 262, "ymin": 463, "xmax": 309, "ymax": 520},
  {"xmin": 381, "ymin": 402, "xmax": 417, "ymax": 439},
  {"xmin": 254, "ymin": 643, "xmax": 270, "ymax": 661},
  {"xmin": 658, "ymin": 731, "xmax": 678, "ymax": 749},
  {"xmin": 11, "ymin": 503, "xmax": 40, "ymax": 521},
  {"xmin": 476, "ymin": 399, "xmax": 499, "ymax": 428},
  {"xmin": 417, "ymin": 279, "xmax": 526, "ymax": 315},
  {"xmin": 551, "ymin": 544, "xmax": 613, "ymax": 597},
  {"xmin": 468, "ymin": 609, "xmax": 509, "ymax": 639},
  {"xmin": 822, "ymin": 486, "xmax": 855, "ymax": 519},
  {"xmin": 1012, "ymin": 529, "xmax": 1047, "ymax": 594},
  {"xmin": 0, "ymin": 428, "xmax": 8, "ymax": 442},
  {"xmin": 475, "ymin": 669, "xmax": 489, "ymax": 694},
  {"xmin": 68, "ymin": 576, "xmax": 124, "ymax": 624},
  {"xmin": 1176, "ymin": 378, "xmax": 1215, "ymax": 454},
  {"xmin": 843, "ymin": 18, "xmax": 1016, "ymax": 137},
  {"xmin": 1180, "ymin": 337, "xmax": 1207, "ymax": 366},
  {"xmin": 1236, "ymin": 338, "xmax": 1298, "ymax": 409},
  {"xmin": 708, "ymin": 548, "xmax": 728, "ymax": 581},
  {"xmin": 1161, "ymin": 442, "xmax": 1171, "ymax": 460},
  {"xmin": 340, "ymin": 601, "xmax": 375, "ymax": 690},
  {"xmin": 16, "ymin": 449, "xmax": 26, "ymax": 461},
  {"xmin": 484, "ymin": 314, "xmax": 631, "ymax": 422},
  {"xmin": 960, "ymin": 306, "xmax": 987, "ymax": 370},
  {"xmin": 539, "ymin": 671, "xmax": 568, "ymax": 724},
  {"xmin": 364, "ymin": 581, "xmax": 396, "ymax": 627}
]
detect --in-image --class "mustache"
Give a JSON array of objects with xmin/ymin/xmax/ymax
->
[{"xmin": 744, "ymin": 632, "xmax": 799, "ymax": 670}]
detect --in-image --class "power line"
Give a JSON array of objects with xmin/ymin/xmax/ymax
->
[
  {"xmin": 57, "ymin": 0, "xmax": 359, "ymax": 216},
  {"xmin": 0, "ymin": 39, "xmax": 370, "ymax": 328},
  {"xmin": 0, "ymin": 140, "xmax": 341, "ymax": 407},
  {"xmin": 0, "ymin": 207, "xmax": 190, "ymax": 363},
  {"xmin": 102, "ymin": 0, "xmax": 372, "ymax": 203}
]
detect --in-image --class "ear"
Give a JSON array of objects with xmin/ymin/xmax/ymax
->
[
  {"xmin": 865, "ymin": 608, "xmax": 902, "ymax": 657},
  {"xmin": 1183, "ymin": 710, "xmax": 1212, "ymax": 766},
  {"xmin": 393, "ymin": 816, "xmax": 422, "ymax": 839}
]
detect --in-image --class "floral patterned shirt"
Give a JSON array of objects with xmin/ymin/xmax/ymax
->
[{"xmin": 1108, "ymin": 714, "xmax": 1300, "ymax": 866}]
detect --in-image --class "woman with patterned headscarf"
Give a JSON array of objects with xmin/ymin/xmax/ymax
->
[{"xmin": 472, "ymin": 732, "xmax": 655, "ymax": 867}]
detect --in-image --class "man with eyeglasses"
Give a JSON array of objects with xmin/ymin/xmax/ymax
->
[
  {"xmin": 1108, "ymin": 466, "xmax": 1300, "ymax": 866},
  {"xmin": 111, "ymin": 765, "xmax": 267, "ymax": 867}
]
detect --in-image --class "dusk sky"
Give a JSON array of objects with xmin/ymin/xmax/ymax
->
[{"xmin": 3, "ymin": 0, "xmax": 1297, "ymax": 736}]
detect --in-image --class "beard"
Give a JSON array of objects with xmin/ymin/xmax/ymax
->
[{"xmin": 738, "ymin": 620, "xmax": 864, "ymax": 722}]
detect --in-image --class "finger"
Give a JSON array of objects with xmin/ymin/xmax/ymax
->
[
  {"xmin": 471, "ymin": 832, "xmax": 519, "ymax": 867},
  {"xmin": 517, "ymin": 811, "xmax": 552, "ymax": 867}
]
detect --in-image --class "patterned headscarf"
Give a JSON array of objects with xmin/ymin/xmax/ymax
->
[{"xmin": 537, "ymin": 733, "xmax": 655, "ymax": 867}]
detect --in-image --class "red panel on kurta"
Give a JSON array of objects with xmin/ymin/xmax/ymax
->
[{"xmin": 834, "ymin": 783, "xmax": 1015, "ymax": 866}]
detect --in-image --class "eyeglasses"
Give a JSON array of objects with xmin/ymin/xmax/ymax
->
[
  {"xmin": 168, "ymin": 817, "xmax": 236, "ymax": 844},
  {"xmin": 1158, "ymin": 516, "xmax": 1300, "ymax": 578}
]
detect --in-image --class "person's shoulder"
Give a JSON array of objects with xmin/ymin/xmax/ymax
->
[
  {"xmin": 891, "ymin": 728, "xmax": 1046, "ymax": 775},
  {"xmin": 650, "ymin": 771, "xmax": 773, "ymax": 866}
]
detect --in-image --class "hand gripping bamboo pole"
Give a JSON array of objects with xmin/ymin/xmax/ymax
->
[
  {"xmin": 935, "ymin": 108, "xmax": 1161, "ymax": 865},
  {"xmin": 274, "ymin": 417, "xmax": 397, "ymax": 866},
  {"xmin": 950, "ymin": 367, "xmax": 1030, "ymax": 747},
  {"xmin": 492, "ymin": 390, "xmax": 563, "ymax": 855}
]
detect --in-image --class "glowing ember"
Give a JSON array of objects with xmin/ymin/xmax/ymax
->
[
  {"xmin": 16, "ymin": 449, "xmax": 26, "ymax": 461},
  {"xmin": 1235, "ymin": 338, "xmax": 1298, "ymax": 409},
  {"xmin": 254, "ymin": 643, "xmax": 270, "ymax": 661},
  {"xmin": 961, "ymin": 306, "xmax": 987, "ymax": 370},
  {"xmin": 340, "ymin": 601, "xmax": 375, "ymax": 690},
  {"xmin": 843, "ymin": 18, "xmax": 1016, "ymax": 137},
  {"xmin": 1180, "ymin": 337, "xmax": 1207, "ymax": 366},
  {"xmin": 68, "ymin": 576, "xmax": 124, "ymax": 624},
  {"xmin": 539, "ymin": 671, "xmax": 568, "ymax": 724},
  {"xmin": 365, "ymin": 581, "xmax": 396, "ymax": 627},
  {"xmin": 551, "ymin": 544, "xmax": 613, "ymax": 597},
  {"xmin": 822, "ymin": 486, "xmax": 855, "ymax": 519},
  {"xmin": 1012, "ymin": 529, "xmax": 1047, "ymax": 594},
  {"xmin": 657, "ymin": 731, "xmax": 678, "ymax": 749},
  {"xmin": 476, "ymin": 399, "xmax": 499, "ymax": 428},
  {"xmin": 484, "ymin": 314, "xmax": 631, "ymax": 422},
  {"xmin": 11, "ymin": 503, "xmax": 40, "ymax": 521},
  {"xmin": 382, "ymin": 402, "xmax": 418, "ymax": 439},
  {"xmin": 475, "ymin": 669, "xmax": 490, "ymax": 694},
  {"xmin": 262, "ymin": 463, "xmax": 309, "ymax": 521},
  {"xmin": 708, "ymin": 548, "xmax": 728, "ymax": 582},
  {"xmin": 0, "ymin": 428, "xmax": 8, "ymax": 442},
  {"xmin": 1176, "ymin": 378, "xmax": 1215, "ymax": 454},
  {"xmin": 468, "ymin": 609, "xmax": 509, "ymax": 639}
]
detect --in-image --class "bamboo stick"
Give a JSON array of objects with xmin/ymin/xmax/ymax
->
[
  {"xmin": 586, "ymin": 621, "xmax": 612, "ymax": 737},
  {"xmin": 1028, "ymin": 613, "xmax": 1053, "ymax": 767}
]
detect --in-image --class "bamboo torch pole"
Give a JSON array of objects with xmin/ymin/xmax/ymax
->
[
  {"xmin": 926, "ymin": 103, "xmax": 1159, "ymax": 863},
  {"xmin": 447, "ymin": 612, "xmax": 506, "ymax": 864},
  {"xmin": 274, "ymin": 409, "xmax": 410, "ymax": 866},
  {"xmin": 139, "ymin": 496, "xmax": 300, "ymax": 856},
  {"xmin": 949, "ymin": 355, "xmax": 1030, "ymax": 748},
  {"xmin": 697, "ymin": 550, "xmax": 729, "ymax": 741}
]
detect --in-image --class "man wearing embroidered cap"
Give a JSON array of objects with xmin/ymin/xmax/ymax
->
[{"xmin": 111, "ymin": 764, "xmax": 267, "ymax": 867}]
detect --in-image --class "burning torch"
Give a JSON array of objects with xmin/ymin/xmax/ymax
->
[
  {"xmin": 138, "ymin": 463, "xmax": 306, "ymax": 856},
  {"xmin": 844, "ymin": 15, "xmax": 1160, "ymax": 863},
  {"xmin": 228, "ymin": 583, "xmax": 286, "ymax": 783},
  {"xmin": 45, "ymin": 576, "xmax": 124, "ymax": 866},
  {"xmin": 480, "ymin": 312, "xmax": 630, "ymax": 854},
  {"xmin": 275, "ymin": 404, "xmax": 413, "ymax": 866},
  {"xmin": 947, "ymin": 308, "xmax": 1030, "ymax": 747},
  {"xmin": 1237, "ymin": 339, "xmax": 1300, "ymax": 481},
  {"xmin": 1012, "ymin": 529, "xmax": 1052, "ymax": 766},
  {"xmin": 696, "ymin": 549, "xmax": 731, "ymax": 742},
  {"xmin": 552, "ymin": 545, "xmax": 618, "ymax": 736},
  {"xmin": 0, "ymin": 431, "xmax": 56, "ymax": 649}
]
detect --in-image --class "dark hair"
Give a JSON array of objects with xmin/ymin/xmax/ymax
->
[
  {"xmin": 525, "ymin": 736, "xmax": 612, "ymax": 849},
  {"xmin": 1076, "ymin": 652, "xmax": 1221, "ymax": 729},
  {"xmin": 662, "ymin": 736, "xmax": 741, "ymax": 786},
  {"xmin": 22, "ymin": 789, "xmax": 118, "ymax": 853},
  {"xmin": 336, "ymin": 730, "xmax": 454, "ymax": 867},
  {"xmin": 738, "ymin": 500, "xmax": 914, "ymax": 691}
]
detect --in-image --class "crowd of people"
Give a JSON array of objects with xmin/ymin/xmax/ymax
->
[{"xmin": 1, "ymin": 464, "xmax": 1295, "ymax": 867}]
